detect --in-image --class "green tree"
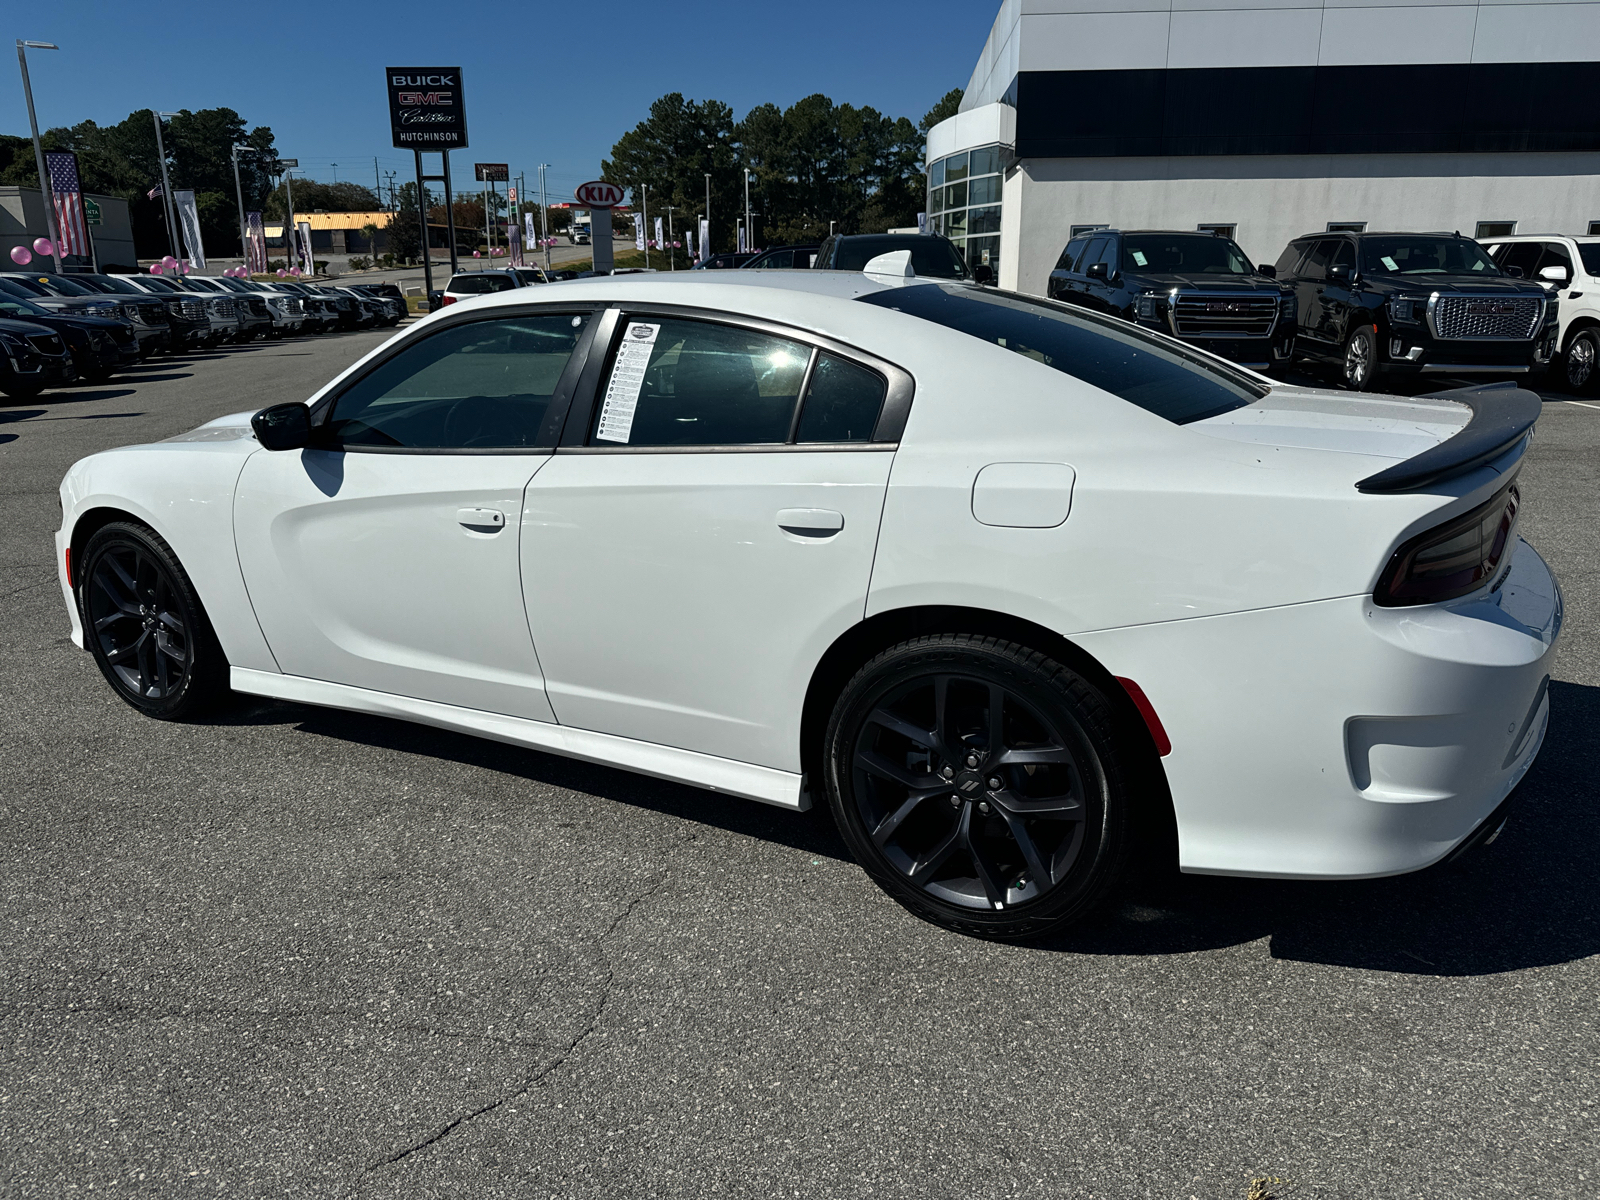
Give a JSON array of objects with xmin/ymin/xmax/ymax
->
[
  {"xmin": 921, "ymin": 88, "xmax": 964, "ymax": 134},
  {"xmin": 601, "ymin": 93, "xmax": 741, "ymax": 252},
  {"xmin": 387, "ymin": 182, "xmax": 422, "ymax": 261},
  {"xmin": 264, "ymin": 179, "xmax": 379, "ymax": 219}
]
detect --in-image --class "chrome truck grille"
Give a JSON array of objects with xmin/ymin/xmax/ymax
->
[
  {"xmin": 1172, "ymin": 293, "xmax": 1279, "ymax": 337},
  {"xmin": 1429, "ymin": 294, "xmax": 1543, "ymax": 340}
]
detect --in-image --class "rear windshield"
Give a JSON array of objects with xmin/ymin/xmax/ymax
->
[
  {"xmin": 831, "ymin": 237, "xmax": 969, "ymax": 280},
  {"xmin": 1122, "ymin": 234, "xmax": 1254, "ymax": 275},
  {"xmin": 857, "ymin": 283, "xmax": 1262, "ymax": 424},
  {"xmin": 1360, "ymin": 237, "xmax": 1501, "ymax": 276},
  {"xmin": 450, "ymin": 274, "xmax": 516, "ymax": 294}
]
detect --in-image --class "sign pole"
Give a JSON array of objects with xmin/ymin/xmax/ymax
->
[
  {"xmin": 442, "ymin": 151, "xmax": 459, "ymax": 279},
  {"xmin": 415, "ymin": 149, "xmax": 433, "ymax": 306}
]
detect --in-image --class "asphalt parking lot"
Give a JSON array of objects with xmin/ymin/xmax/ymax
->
[{"xmin": 2, "ymin": 336, "xmax": 1597, "ymax": 1199}]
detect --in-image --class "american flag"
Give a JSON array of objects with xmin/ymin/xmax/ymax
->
[{"xmin": 44, "ymin": 152, "xmax": 89, "ymax": 257}]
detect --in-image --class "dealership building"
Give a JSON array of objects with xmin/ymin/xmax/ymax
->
[{"xmin": 928, "ymin": 0, "xmax": 1600, "ymax": 295}]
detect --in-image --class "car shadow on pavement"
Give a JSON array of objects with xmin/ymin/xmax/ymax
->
[
  {"xmin": 1054, "ymin": 679, "xmax": 1600, "ymax": 976},
  {"xmin": 216, "ymin": 697, "xmax": 854, "ymax": 863}
]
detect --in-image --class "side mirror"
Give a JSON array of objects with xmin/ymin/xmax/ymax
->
[
  {"xmin": 1257, "ymin": 263, "xmax": 1276, "ymax": 278},
  {"xmin": 1085, "ymin": 261, "xmax": 1109, "ymax": 281},
  {"xmin": 252, "ymin": 402, "xmax": 313, "ymax": 451},
  {"xmin": 972, "ymin": 263, "xmax": 994, "ymax": 285},
  {"xmin": 1540, "ymin": 264, "xmax": 1570, "ymax": 283},
  {"xmin": 1505, "ymin": 265, "xmax": 1525, "ymax": 278},
  {"xmin": 1328, "ymin": 264, "xmax": 1351, "ymax": 283}
]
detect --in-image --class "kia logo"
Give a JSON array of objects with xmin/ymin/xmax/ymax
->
[{"xmin": 574, "ymin": 181, "xmax": 625, "ymax": 208}]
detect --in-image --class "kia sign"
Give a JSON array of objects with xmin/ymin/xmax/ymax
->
[
  {"xmin": 386, "ymin": 66, "xmax": 468, "ymax": 150},
  {"xmin": 575, "ymin": 181, "xmax": 625, "ymax": 208}
]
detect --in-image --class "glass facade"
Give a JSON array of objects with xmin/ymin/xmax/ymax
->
[{"xmin": 928, "ymin": 144, "xmax": 1003, "ymax": 272}]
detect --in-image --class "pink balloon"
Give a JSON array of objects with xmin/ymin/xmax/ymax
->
[
  {"xmin": 9, "ymin": 246, "xmax": 30, "ymax": 265},
  {"xmin": 160, "ymin": 255, "xmax": 177, "ymax": 269},
  {"xmin": 276, "ymin": 268, "xmax": 286, "ymax": 277},
  {"xmin": 32, "ymin": 237, "xmax": 53, "ymax": 256},
  {"xmin": 289, "ymin": 267, "xmax": 301, "ymax": 277},
  {"xmin": 473, "ymin": 250, "xmax": 481, "ymax": 258},
  {"xmin": 150, "ymin": 264, "xmax": 164, "ymax": 274}
]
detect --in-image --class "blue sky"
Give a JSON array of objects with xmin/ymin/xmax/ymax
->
[{"xmin": 11, "ymin": 2, "xmax": 995, "ymax": 201}]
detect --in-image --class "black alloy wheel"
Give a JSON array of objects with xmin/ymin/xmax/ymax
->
[
  {"xmin": 1564, "ymin": 328, "xmax": 1599, "ymax": 394},
  {"xmin": 1343, "ymin": 325, "xmax": 1376, "ymax": 390},
  {"xmin": 824, "ymin": 634, "xmax": 1132, "ymax": 940},
  {"xmin": 80, "ymin": 522, "xmax": 227, "ymax": 720}
]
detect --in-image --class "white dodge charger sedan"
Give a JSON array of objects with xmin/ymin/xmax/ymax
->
[{"xmin": 53, "ymin": 263, "xmax": 1560, "ymax": 939}]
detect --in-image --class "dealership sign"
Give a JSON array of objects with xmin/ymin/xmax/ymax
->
[
  {"xmin": 386, "ymin": 67, "xmax": 468, "ymax": 150},
  {"xmin": 574, "ymin": 181, "xmax": 624, "ymax": 208}
]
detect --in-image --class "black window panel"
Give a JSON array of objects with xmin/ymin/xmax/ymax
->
[
  {"xmin": 450, "ymin": 274, "xmax": 516, "ymax": 294},
  {"xmin": 590, "ymin": 318, "xmax": 810, "ymax": 447},
  {"xmin": 1330, "ymin": 241, "xmax": 1356, "ymax": 272},
  {"xmin": 1499, "ymin": 243, "xmax": 1543, "ymax": 278},
  {"xmin": 1057, "ymin": 237, "xmax": 1089, "ymax": 271},
  {"xmin": 796, "ymin": 353, "xmax": 886, "ymax": 443},
  {"xmin": 1015, "ymin": 62, "xmax": 1600, "ymax": 157},
  {"xmin": 857, "ymin": 284, "xmax": 1259, "ymax": 425},
  {"xmin": 1274, "ymin": 242, "xmax": 1309, "ymax": 277},
  {"xmin": 327, "ymin": 314, "xmax": 589, "ymax": 449},
  {"xmin": 1539, "ymin": 242, "xmax": 1574, "ymax": 280},
  {"xmin": 1298, "ymin": 240, "xmax": 1336, "ymax": 282},
  {"xmin": 969, "ymin": 145, "xmax": 1002, "ymax": 177}
]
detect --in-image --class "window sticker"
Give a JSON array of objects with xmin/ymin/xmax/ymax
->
[
  {"xmin": 1131, "ymin": 250, "xmax": 1148, "ymax": 267},
  {"xmin": 1381, "ymin": 256, "xmax": 1399, "ymax": 271},
  {"xmin": 595, "ymin": 322, "xmax": 660, "ymax": 443}
]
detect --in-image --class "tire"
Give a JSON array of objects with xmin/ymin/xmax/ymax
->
[
  {"xmin": 0, "ymin": 381, "xmax": 43, "ymax": 401},
  {"xmin": 1563, "ymin": 328, "xmax": 1599, "ymax": 394},
  {"xmin": 78, "ymin": 521, "xmax": 229, "ymax": 720},
  {"xmin": 80, "ymin": 366, "xmax": 114, "ymax": 386},
  {"xmin": 1342, "ymin": 324, "xmax": 1377, "ymax": 390},
  {"xmin": 822, "ymin": 634, "xmax": 1133, "ymax": 940}
]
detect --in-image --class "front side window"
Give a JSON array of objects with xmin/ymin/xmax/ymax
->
[
  {"xmin": 326, "ymin": 314, "xmax": 590, "ymax": 449},
  {"xmin": 1297, "ymin": 240, "xmax": 1335, "ymax": 282},
  {"xmin": 857, "ymin": 284, "xmax": 1261, "ymax": 424},
  {"xmin": 1360, "ymin": 237, "xmax": 1501, "ymax": 276},
  {"xmin": 1056, "ymin": 237, "xmax": 1089, "ymax": 272},
  {"xmin": 1274, "ymin": 242, "xmax": 1310, "ymax": 277},
  {"xmin": 1122, "ymin": 234, "xmax": 1253, "ymax": 275}
]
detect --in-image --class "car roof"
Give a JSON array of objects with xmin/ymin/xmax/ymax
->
[{"xmin": 1487, "ymin": 233, "xmax": 1600, "ymax": 243}]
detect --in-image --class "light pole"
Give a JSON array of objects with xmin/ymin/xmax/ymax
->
[
  {"xmin": 704, "ymin": 171, "xmax": 712, "ymax": 258},
  {"xmin": 640, "ymin": 182, "xmax": 649, "ymax": 271},
  {"xmin": 16, "ymin": 40, "xmax": 62, "ymax": 273},
  {"xmin": 743, "ymin": 169, "xmax": 753, "ymax": 253},
  {"xmin": 230, "ymin": 143, "xmax": 256, "ymax": 268},
  {"xmin": 666, "ymin": 205, "xmax": 676, "ymax": 271},
  {"xmin": 153, "ymin": 112, "xmax": 181, "ymax": 262},
  {"xmin": 331, "ymin": 162, "xmax": 338, "ymax": 184},
  {"xmin": 538, "ymin": 163, "xmax": 550, "ymax": 270}
]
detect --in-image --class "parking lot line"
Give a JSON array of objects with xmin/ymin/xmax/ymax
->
[{"xmin": 1564, "ymin": 399, "xmax": 1600, "ymax": 411}]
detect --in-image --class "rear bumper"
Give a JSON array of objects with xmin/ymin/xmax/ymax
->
[{"xmin": 1075, "ymin": 536, "xmax": 1561, "ymax": 878}]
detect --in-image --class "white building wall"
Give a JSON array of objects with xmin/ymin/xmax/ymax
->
[{"xmin": 1009, "ymin": 152, "xmax": 1600, "ymax": 295}]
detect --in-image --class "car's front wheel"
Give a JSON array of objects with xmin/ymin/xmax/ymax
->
[
  {"xmin": 1564, "ymin": 328, "xmax": 1599, "ymax": 394},
  {"xmin": 79, "ymin": 521, "xmax": 229, "ymax": 720},
  {"xmin": 1342, "ymin": 324, "xmax": 1377, "ymax": 390},
  {"xmin": 823, "ymin": 634, "xmax": 1132, "ymax": 940}
]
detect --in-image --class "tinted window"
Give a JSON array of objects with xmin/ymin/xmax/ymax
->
[
  {"xmin": 1077, "ymin": 238, "xmax": 1109, "ymax": 274},
  {"xmin": 750, "ymin": 250, "xmax": 794, "ymax": 269},
  {"xmin": 1056, "ymin": 237, "xmax": 1089, "ymax": 272},
  {"xmin": 592, "ymin": 318, "xmax": 810, "ymax": 446},
  {"xmin": 1298, "ymin": 240, "xmax": 1336, "ymax": 282},
  {"xmin": 944, "ymin": 152, "xmax": 969, "ymax": 183},
  {"xmin": 450, "ymin": 274, "xmax": 516, "ymax": 294},
  {"xmin": 328, "ymin": 314, "xmax": 589, "ymax": 449},
  {"xmin": 857, "ymin": 284, "xmax": 1260, "ymax": 424},
  {"xmin": 1497, "ymin": 242, "xmax": 1541, "ymax": 277},
  {"xmin": 1274, "ymin": 242, "xmax": 1309, "ymax": 277},
  {"xmin": 1122, "ymin": 234, "xmax": 1252, "ymax": 275},
  {"xmin": 970, "ymin": 145, "xmax": 1002, "ymax": 176},
  {"xmin": 1539, "ymin": 242, "xmax": 1573, "ymax": 280},
  {"xmin": 0, "ymin": 276, "xmax": 48, "ymax": 296},
  {"xmin": 828, "ymin": 237, "xmax": 969, "ymax": 280},
  {"xmin": 969, "ymin": 176, "xmax": 1001, "ymax": 206},
  {"xmin": 25, "ymin": 275, "xmax": 95, "ymax": 296},
  {"xmin": 81, "ymin": 275, "xmax": 144, "ymax": 294},
  {"xmin": 1579, "ymin": 244, "xmax": 1600, "ymax": 276},
  {"xmin": 1330, "ymin": 241, "xmax": 1355, "ymax": 273},
  {"xmin": 1360, "ymin": 237, "xmax": 1501, "ymax": 276},
  {"xmin": 796, "ymin": 354, "xmax": 886, "ymax": 443},
  {"xmin": 0, "ymin": 295, "xmax": 52, "ymax": 319}
]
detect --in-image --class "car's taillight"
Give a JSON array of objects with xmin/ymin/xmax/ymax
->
[
  {"xmin": 1374, "ymin": 481, "xmax": 1520, "ymax": 607},
  {"xmin": 441, "ymin": 295, "xmax": 457, "ymax": 306}
]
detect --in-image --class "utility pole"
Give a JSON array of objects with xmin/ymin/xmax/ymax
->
[
  {"xmin": 153, "ymin": 111, "xmax": 181, "ymax": 261},
  {"xmin": 704, "ymin": 172, "xmax": 712, "ymax": 258},
  {"xmin": 640, "ymin": 182, "xmax": 648, "ymax": 271},
  {"xmin": 284, "ymin": 169, "xmax": 297, "ymax": 274},
  {"xmin": 666, "ymin": 206, "xmax": 676, "ymax": 270},
  {"xmin": 744, "ymin": 168, "xmax": 753, "ymax": 254},
  {"xmin": 17, "ymin": 40, "xmax": 62, "ymax": 273},
  {"xmin": 373, "ymin": 156, "xmax": 380, "ymax": 203}
]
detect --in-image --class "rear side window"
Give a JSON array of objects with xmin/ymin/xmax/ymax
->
[
  {"xmin": 1297, "ymin": 240, "xmax": 1336, "ymax": 282},
  {"xmin": 858, "ymin": 284, "xmax": 1261, "ymax": 424},
  {"xmin": 450, "ymin": 274, "xmax": 515, "ymax": 294},
  {"xmin": 327, "ymin": 314, "xmax": 590, "ymax": 449},
  {"xmin": 1274, "ymin": 242, "xmax": 1309, "ymax": 277},
  {"xmin": 795, "ymin": 354, "xmax": 886, "ymax": 443}
]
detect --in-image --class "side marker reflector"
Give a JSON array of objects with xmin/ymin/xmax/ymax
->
[
  {"xmin": 64, "ymin": 547, "xmax": 72, "ymax": 587},
  {"xmin": 1116, "ymin": 676, "xmax": 1171, "ymax": 757}
]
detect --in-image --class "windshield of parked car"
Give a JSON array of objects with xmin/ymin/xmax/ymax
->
[
  {"xmin": 135, "ymin": 276, "xmax": 184, "ymax": 292},
  {"xmin": 1360, "ymin": 237, "xmax": 1501, "ymax": 276},
  {"xmin": 0, "ymin": 295, "xmax": 53, "ymax": 318},
  {"xmin": 858, "ymin": 283, "xmax": 1262, "ymax": 423},
  {"xmin": 22, "ymin": 274, "xmax": 96, "ymax": 296},
  {"xmin": 83, "ymin": 275, "xmax": 145, "ymax": 295},
  {"xmin": 1122, "ymin": 234, "xmax": 1254, "ymax": 275},
  {"xmin": 830, "ymin": 236, "xmax": 971, "ymax": 280}
]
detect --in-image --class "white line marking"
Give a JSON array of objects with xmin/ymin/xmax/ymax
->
[{"xmin": 1565, "ymin": 399, "xmax": 1600, "ymax": 411}]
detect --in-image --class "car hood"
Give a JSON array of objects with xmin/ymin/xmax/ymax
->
[
  {"xmin": 1125, "ymin": 272, "xmax": 1282, "ymax": 292},
  {"xmin": 0, "ymin": 315, "xmax": 59, "ymax": 337},
  {"xmin": 160, "ymin": 409, "xmax": 260, "ymax": 445},
  {"xmin": 1361, "ymin": 274, "xmax": 1543, "ymax": 295},
  {"xmin": 1190, "ymin": 386, "xmax": 1471, "ymax": 464}
]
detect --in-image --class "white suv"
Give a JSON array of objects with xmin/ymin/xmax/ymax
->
[{"xmin": 1483, "ymin": 234, "xmax": 1600, "ymax": 392}]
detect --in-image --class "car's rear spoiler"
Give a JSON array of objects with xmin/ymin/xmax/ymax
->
[{"xmin": 1354, "ymin": 381, "xmax": 1542, "ymax": 494}]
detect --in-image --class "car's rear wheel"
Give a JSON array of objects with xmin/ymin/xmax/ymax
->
[
  {"xmin": 79, "ymin": 522, "xmax": 229, "ymax": 720},
  {"xmin": 1342, "ymin": 325, "xmax": 1377, "ymax": 390},
  {"xmin": 823, "ymin": 634, "xmax": 1131, "ymax": 940},
  {"xmin": 1564, "ymin": 328, "xmax": 1599, "ymax": 394}
]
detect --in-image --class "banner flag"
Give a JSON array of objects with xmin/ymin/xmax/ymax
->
[
  {"xmin": 245, "ymin": 211, "xmax": 268, "ymax": 274},
  {"xmin": 44, "ymin": 151, "xmax": 91, "ymax": 259},
  {"xmin": 917, "ymin": 212, "xmax": 927, "ymax": 234},
  {"xmin": 508, "ymin": 222, "xmax": 523, "ymax": 267},
  {"xmin": 633, "ymin": 213, "xmax": 644, "ymax": 251},
  {"xmin": 525, "ymin": 211, "xmax": 537, "ymax": 249},
  {"xmin": 699, "ymin": 218, "xmax": 710, "ymax": 262},
  {"xmin": 297, "ymin": 220, "xmax": 314, "ymax": 274},
  {"xmin": 685, "ymin": 227, "xmax": 695, "ymax": 260},
  {"xmin": 737, "ymin": 224, "xmax": 746, "ymax": 254},
  {"xmin": 174, "ymin": 188, "xmax": 206, "ymax": 268},
  {"xmin": 654, "ymin": 216, "xmax": 664, "ymax": 251}
]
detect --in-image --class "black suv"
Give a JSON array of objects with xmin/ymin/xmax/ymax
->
[
  {"xmin": 740, "ymin": 244, "xmax": 821, "ymax": 270},
  {"xmin": 1272, "ymin": 231, "xmax": 1557, "ymax": 389},
  {"xmin": 814, "ymin": 233, "xmax": 982, "ymax": 282},
  {"xmin": 1048, "ymin": 230, "xmax": 1295, "ymax": 371}
]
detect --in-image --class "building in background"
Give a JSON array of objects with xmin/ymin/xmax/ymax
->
[
  {"xmin": 929, "ymin": 0, "xmax": 1600, "ymax": 294},
  {"xmin": 0, "ymin": 186, "xmax": 136, "ymax": 272}
]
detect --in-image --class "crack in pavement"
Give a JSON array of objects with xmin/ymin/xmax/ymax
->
[{"xmin": 359, "ymin": 876, "xmax": 669, "ymax": 1184}]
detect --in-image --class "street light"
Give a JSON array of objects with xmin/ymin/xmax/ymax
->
[
  {"xmin": 744, "ymin": 169, "xmax": 753, "ymax": 254},
  {"xmin": 704, "ymin": 171, "xmax": 712, "ymax": 260},
  {"xmin": 16, "ymin": 40, "xmax": 63, "ymax": 273},
  {"xmin": 230, "ymin": 143, "xmax": 259, "ymax": 268}
]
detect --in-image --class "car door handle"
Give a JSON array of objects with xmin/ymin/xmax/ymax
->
[
  {"xmin": 777, "ymin": 508, "xmax": 844, "ymax": 538},
  {"xmin": 457, "ymin": 507, "xmax": 506, "ymax": 532}
]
